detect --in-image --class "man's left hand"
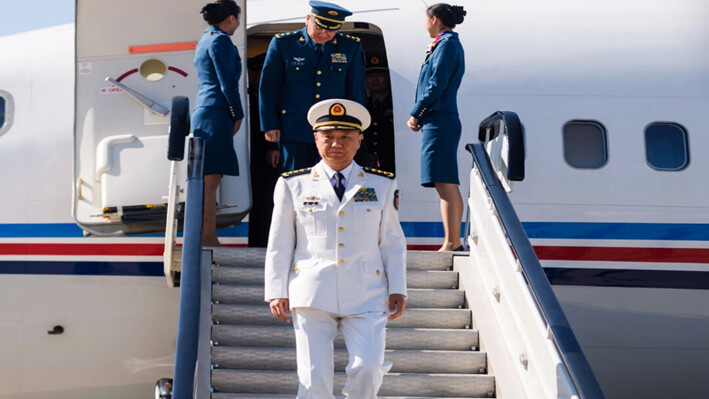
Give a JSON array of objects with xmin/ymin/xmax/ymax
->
[{"xmin": 387, "ymin": 294, "xmax": 406, "ymax": 320}]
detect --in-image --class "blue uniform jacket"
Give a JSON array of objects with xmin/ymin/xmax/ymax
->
[
  {"xmin": 259, "ymin": 27, "xmax": 365, "ymax": 143},
  {"xmin": 193, "ymin": 25, "xmax": 244, "ymax": 121},
  {"xmin": 411, "ymin": 32, "xmax": 465, "ymax": 121}
]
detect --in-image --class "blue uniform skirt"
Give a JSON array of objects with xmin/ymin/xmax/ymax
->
[
  {"xmin": 192, "ymin": 106, "xmax": 239, "ymax": 176},
  {"xmin": 420, "ymin": 111, "xmax": 462, "ymax": 187}
]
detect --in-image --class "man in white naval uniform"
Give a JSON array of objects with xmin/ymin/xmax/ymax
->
[{"xmin": 264, "ymin": 98, "xmax": 407, "ymax": 398}]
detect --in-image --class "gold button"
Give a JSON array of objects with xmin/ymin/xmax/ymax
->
[
  {"xmin": 295, "ymin": 267, "xmax": 299, "ymax": 272},
  {"xmin": 339, "ymin": 243, "xmax": 344, "ymax": 248},
  {"xmin": 308, "ymin": 209, "xmax": 313, "ymax": 213},
  {"xmin": 373, "ymin": 152, "xmax": 378, "ymax": 155},
  {"xmin": 317, "ymin": 82, "xmax": 321, "ymax": 86},
  {"xmin": 339, "ymin": 211, "xmax": 345, "ymax": 216},
  {"xmin": 338, "ymin": 227, "xmax": 344, "ymax": 232},
  {"xmin": 338, "ymin": 68, "xmax": 342, "ymax": 71},
  {"xmin": 315, "ymin": 94, "xmax": 321, "ymax": 98},
  {"xmin": 373, "ymin": 132, "xmax": 378, "ymax": 136},
  {"xmin": 367, "ymin": 209, "xmax": 371, "ymax": 212},
  {"xmin": 376, "ymin": 270, "xmax": 381, "ymax": 276},
  {"xmin": 296, "ymin": 67, "xmax": 300, "ymax": 70},
  {"xmin": 373, "ymin": 122, "xmax": 378, "ymax": 126},
  {"xmin": 317, "ymin": 70, "xmax": 322, "ymax": 75},
  {"xmin": 281, "ymin": 110, "xmax": 286, "ymax": 114},
  {"xmin": 339, "ymin": 259, "xmax": 344, "ymax": 265}
]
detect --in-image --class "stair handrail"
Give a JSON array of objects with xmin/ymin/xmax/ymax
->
[
  {"xmin": 164, "ymin": 96, "xmax": 191, "ymax": 287},
  {"xmin": 465, "ymin": 139, "xmax": 605, "ymax": 399},
  {"xmin": 171, "ymin": 137, "xmax": 205, "ymax": 399}
]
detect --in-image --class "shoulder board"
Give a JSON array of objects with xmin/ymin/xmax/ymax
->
[
  {"xmin": 363, "ymin": 167, "xmax": 395, "ymax": 179},
  {"xmin": 275, "ymin": 30, "xmax": 299, "ymax": 39},
  {"xmin": 337, "ymin": 32, "xmax": 361, "ymax": 42},
  {"xmin": 281, "ymin": 167, "xmax": 312, "ymax": 178}
]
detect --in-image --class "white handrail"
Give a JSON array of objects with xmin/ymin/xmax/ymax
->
[{"xmin": 163, "ymin": 159, "xmax": 181, "ymax": 287}]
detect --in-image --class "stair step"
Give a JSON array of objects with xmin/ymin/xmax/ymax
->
[
  {"xmin": 212, "ymin": 347, "xmax": 486, "ymax": 374},
  {"xmin": 212, "ymin": 247, "xmax": 267, "ymax": 267},
  {"xmin": 407, "ymin": 270, "xmax": 458, "ymax": 289},
  {"xmin": 214, "ymin": 395, "xmax": 480, "ymax": 399},
  {"xmin": 212, "ymin": 267, "xmax": 458, "ymax": 289},
  {"xmin": 212, "ymin": 305, "xmax": 472, "ymax": 329},
  {"xmin": 212, "ymin": 266, "xmax": 264, "ymax": 285},
  {"xmin": 212, "ymin": 325, "xmax": 479, "ymax": 351},
  {"xmin": 212, "ymin": 286, "xmax": 465, "ymax": 308},
  {"xmin": 405, "ymin": 251, "xmax": 458, "ymax": 271},
  {"xmin": 211, "ymin": 370, "xmax": 496, "ymax": 398},
  {"xmin": 210, "ymin": 248, "xmax": 459, "ymax": 271}
]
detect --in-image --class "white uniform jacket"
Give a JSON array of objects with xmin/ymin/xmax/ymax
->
[{"xmin": 264, "ymin": 161, "xmax": 407, "ymax": 315}]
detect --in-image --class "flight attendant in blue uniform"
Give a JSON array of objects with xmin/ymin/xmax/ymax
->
[
  {"xmin": 192, "ymin": 0, "xmax": 244, "ymax": 246},
  {"xmin": 259, "ymin": 1, "xmax": 366, "ymax": 172},
  {"xmin": 407, "ymin": 3, "xmax": 467, "ymax": 252}
]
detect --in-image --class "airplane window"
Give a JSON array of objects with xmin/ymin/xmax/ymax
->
[
  {"xmin": 563, "ymin": 120, "xmax": 607, "ymax": 169},
  {"xmin": 140, "ymin": 59, "xmax": 167, "ymax": 82},
  {"xmin": 0, "ymin": 90, "xmax": 12, "ymax": 137},
  {"xmin": 645, "ymin": 123, "xmax": 689, "ymax": 171}
]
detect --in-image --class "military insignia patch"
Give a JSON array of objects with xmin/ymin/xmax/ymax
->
[
  {"xmin": 363, "ymin": 167, "xmax": 395, "ymax": 179},
  {"xmin": 303, "ymin": 195, "xmax": 321, "ymax": 205},
  {"xmin": 394, "ymin": 189, "xmax": 399, "ymax": 210},
  {"xmin": 331, "ymin": 53, "xmax": 348, "ymax": 63},
  {"xmin": 353, "ymin": 187, "xmax": 378, "ymax": 202},
  {"xmin": 282, "ymin": 168, "xmax": 311, "ymax": 178},
  {"xmin": 292, "ymin": 57, "xmax": 306, "ymax": 65},
  {"xmin": 329, "ymin": 103, "xmax": 345, "ymax": 116}
]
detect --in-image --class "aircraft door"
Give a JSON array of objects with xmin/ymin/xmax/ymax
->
[{"xmin": 74, "ymin": 0, "xmax": 250, "ymax": 236}]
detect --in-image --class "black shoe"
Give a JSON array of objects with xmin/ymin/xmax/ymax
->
[{"xmin": 452, "ymin": 245, "xmax": 465, "ymax": 251}]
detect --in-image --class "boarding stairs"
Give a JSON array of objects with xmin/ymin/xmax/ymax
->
[
  {"xmin": 199, "ymin": 247, "xmax": 496, "ymax": 398},
  {"xmin": 170, "ymin": 111, "xmax": 606, "ymax": 399}
]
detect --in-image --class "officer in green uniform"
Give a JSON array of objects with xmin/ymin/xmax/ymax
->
[{"xmin": 259, "ymin": 0, "xmax": 366, "ymax": 172}]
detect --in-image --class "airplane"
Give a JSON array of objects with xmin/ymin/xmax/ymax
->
[{"xmin": 0, "ymin": 0, "xmax": 707, "ymax": 398}]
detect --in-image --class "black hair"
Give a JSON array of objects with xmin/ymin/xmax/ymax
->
[
  {"xmin": 426, "ymin": 3, "xmax": 466, "ymax": 29},
  {"xmin": 201, "ymin": 0, "xmax": 241, "ymax": 25}
]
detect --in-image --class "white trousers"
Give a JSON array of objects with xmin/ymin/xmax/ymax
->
[{"xmin": 292, "ymin": 307, "xmax": 390, "ymax": 399}]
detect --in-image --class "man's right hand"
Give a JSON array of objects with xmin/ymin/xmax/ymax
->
[
  {"xmin": 264, "ymin": 129, "xmax": 281, "ymax": 142},
  {"xmin": 269, "ymin": 298, "xmax": 291, "ymax": 323},
  {"xmin": 266, "ymin": 150, "xmax": 280, "ymax": 169}
]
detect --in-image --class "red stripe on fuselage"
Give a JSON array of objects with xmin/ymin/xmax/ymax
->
[
  {"xmin": 534, "ymin": 246, "xmax": 709, "ymax": 263},
  {"xmin": 0, "ymin": 243, "xmax": 163, "ymax": 256},
  {"xmin": 116, "ymin": 69, "xmax": 139, "ymax": 82}
]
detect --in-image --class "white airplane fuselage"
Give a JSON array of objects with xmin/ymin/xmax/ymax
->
[{"xmin": 0, "ymin": 0, "xmax": 707, "ymax": 398}]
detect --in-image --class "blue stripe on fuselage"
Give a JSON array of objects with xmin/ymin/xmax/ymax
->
[
  {"xmin": 0, "ymin": 261, "xmax": 163, "ymax": 276},
  {"xmin": 522, "ymin": 222, "xmax": 709, "ymax": 241},
  {"xmin": 1, "ymin": 222, "xmax": 709, "ymax": 240}
]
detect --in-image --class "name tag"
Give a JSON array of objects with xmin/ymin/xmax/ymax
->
[
  {"xmin": 331, "ymin": 53, "xmax": 348, "ymax": 63},
  {"xmin": 354, "ymin": 188, "xmax": 377, "ymax": 202}
]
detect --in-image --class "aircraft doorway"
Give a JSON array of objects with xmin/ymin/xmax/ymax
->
[{"xmin": 245, "ymin": 22, "xmax": 396, "ymax": 247}]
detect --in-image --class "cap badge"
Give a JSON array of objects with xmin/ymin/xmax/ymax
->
[
  {"xmin": 370, "ymin": 56, "xmax": 379, "ymax": 64},
  {"xmin": 329, "ymin": 103, "xmax": 345, "ymax": 116},
  {"xmin": 328, "ymin": 10, "xmax": 339, "ymax": 16}
]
